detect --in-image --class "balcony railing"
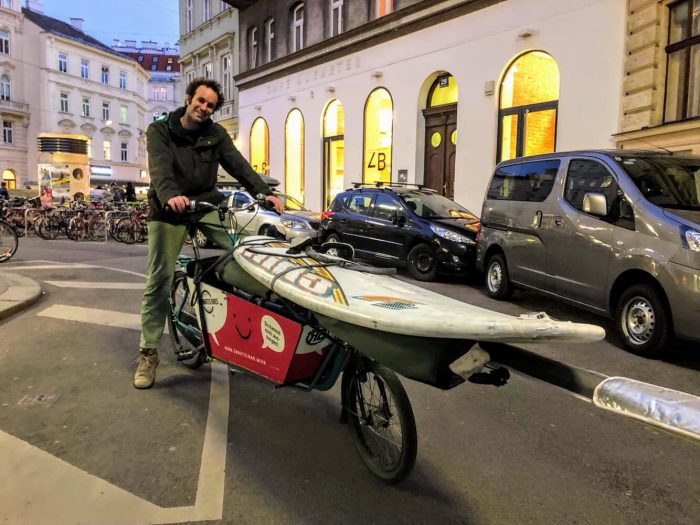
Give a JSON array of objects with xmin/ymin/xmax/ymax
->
[{"xmin": 0, "ymin": 99, "xmax": 30, "ymax": 115}]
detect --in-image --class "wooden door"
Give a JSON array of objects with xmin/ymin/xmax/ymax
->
[{"xmin": 423, "ymin": 104, "xmax": 457, "ymax": 198}]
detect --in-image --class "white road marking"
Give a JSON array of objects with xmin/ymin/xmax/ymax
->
[
  {"xmin": 44, "ymin": 281, "xmax": 145, "ymax": 290},
  {"xmin": 37, "ymin": 304, "xmax": 143, "ymax": 331},
  {"xmin": 0, "ymin": 363, "xmax": 229, "ymax": 524}
]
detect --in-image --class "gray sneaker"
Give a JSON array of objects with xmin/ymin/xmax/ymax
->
[{"xmin": 133, "ymin": 349, "xmax": 159, "ymax": 389}]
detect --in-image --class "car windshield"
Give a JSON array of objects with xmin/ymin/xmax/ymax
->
[
  {"xmin": 275, "ymin": 192, "xmax": 308, "ymax": 211},
  {"xmin": 399, "ymin": 190, "xmax": 478, "ymax": 221},
  {"xmin": 615, "ymin": 155, "xmax": 700, "ymax": 210}
]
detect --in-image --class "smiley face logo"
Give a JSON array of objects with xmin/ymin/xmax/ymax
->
[{"xmin": 233, "ymin": 312, "xmax": 252, "ymax": 340}]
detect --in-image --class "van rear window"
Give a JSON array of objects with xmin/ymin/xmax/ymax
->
[{"xmin": 487, "ymin": 160, "xmax": 560, "ymax": 202}]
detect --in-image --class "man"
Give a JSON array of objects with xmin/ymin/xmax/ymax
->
[
  {"xmin": 134, "ymin": 78, "xmax": 282, "ymax": 389},
  {"xmin": 0, "ymin": 182, "xmax": 9, "ymax": 200}
]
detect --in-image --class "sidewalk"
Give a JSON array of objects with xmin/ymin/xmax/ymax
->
[{"xmin": 0, "ymin": 271, "xmax": 43, "ymax": 321}]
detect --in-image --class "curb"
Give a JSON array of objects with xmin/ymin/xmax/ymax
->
[
  {"xmin": 0, "ymin": 273, "xmax": 43, "ymax": 321},
  {"xmin": 481, "ymin": 342, "xmax": 700, "ymax": 442}
]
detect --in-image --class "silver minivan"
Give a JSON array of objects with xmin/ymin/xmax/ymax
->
[{"xmin": 476, "ymin": 150, "xmax": 700, "ymax": 357}]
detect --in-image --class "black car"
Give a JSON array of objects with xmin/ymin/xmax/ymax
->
[{"xmin": 320, "ymin": 184, "xmax": 480, "ymax": 281}]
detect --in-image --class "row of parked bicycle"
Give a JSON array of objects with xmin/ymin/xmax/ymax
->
[{"xmin": 0, "ymin": 198, "xmax": 148, "ymax": 244}]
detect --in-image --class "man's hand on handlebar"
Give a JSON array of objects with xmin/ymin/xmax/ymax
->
[
  {"xmin": 167, "ymin": 195, "xmax": 190, "ymax": 214},
  {"xmin": 264, "ymin": 194, "xmax": 284, "ymax": 214}
]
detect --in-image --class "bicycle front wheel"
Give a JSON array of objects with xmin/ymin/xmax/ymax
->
[
  {"xmin": 168, "ymin": 271, "xmax": 207, "ymax": 369},
  {"xmin": 342, "ymin": 357, "xmax": 417, "ymax": 484},
  {"xmin": 0, "ymin": 220, "xmax": 19, "ymax": 262}
]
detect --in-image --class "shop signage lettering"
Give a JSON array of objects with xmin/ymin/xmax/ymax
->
[{"xmin": 367, "ymin": 152, "xmax": 387, "ymax": 171}]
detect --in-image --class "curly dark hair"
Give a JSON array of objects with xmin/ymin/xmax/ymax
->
[{"xmin": 185, "ymin": 78, "xmax": 225, "ymax": 111}]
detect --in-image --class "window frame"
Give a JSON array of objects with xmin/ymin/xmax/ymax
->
[
  {"xmin": 82, "ymin": 97, "xmax": 91, "ymax": 117},
  {"xmin": 119, "ymin": 104, "xmax": 128, "ymax": 123},
  {"xmin": 102, "ymin": 101, "xmax": 110, "ymax": 121},
  {"xmin": 249, "ymin": 26, "xmax": 258, "ymax": 68},
  {"xmin": 60, "ymin": 92, "xmax": 69, "ymax": 113},
  {"xmin": 292, "ymin": 3, "xmax": 305, "ymax": 52},
  {"xmin": 203, "ymin": 0, "xmax": 211, "ymax": 21},
  {"xmin": 120, "ymin": 141, "xmax": 128, "ymax": 162},
  {"xmin": 101, "ymin": 65, "xmax": 109, "ymax": 85},
  {"xmin": 0, "ymin": 74, "xmax": 10, "ymax": 101},
  {"xmin": 330, "ymin": 0, "xmax": 343, "ymax": 37},
  {"xmin": 119, "ymin": 70, "xmax": 127, "ymax": 89},
  {"xmin": 80, "ymin": 58, "xmax": 89, "ymax": 79},
  {"xmin": 265, "ymin": 18, "xmax": 275, "ymax": 62},
  {"xmin": 186, "ymin": 0, "xmax": 194, "ymax": 32},
  {"xmin": 0, "ymin": 30, "xmax": 9, "ymax": 55},
  {"xmin": 663, "ymin": 0, "xmax": 700, "ymax": 121},
  {"xmin": 103, "ymin": 139, "xmax": 111, "ymax": 161},
  {"xmin": 2, "ymin": 120, "xmax": 12, "ymax": 144},
  {"xmin": 58, "ymin": 52, "xmax": 68, "ymax": 72}
]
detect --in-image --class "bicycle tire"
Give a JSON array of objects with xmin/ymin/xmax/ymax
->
[
  {"xmin": 168, "ymin": 271, "xmax": 207, "ymax": 369},
  {"xmin": 115, "ymin": 217, "xmax": 137, "ymax": 244},
  {"xmin": 66, "ymin": 217, "xmax": 86, "ymax": 241},
  {"xmin": 342, "ymin": 356, "xmax": 417, "ymax": 484},
  {"xmin": 0, "ymin": 219, "xmax": 18, "ymax": 262},
  {"xmin": 35, "ymin": 216, "xmax": 59, "ymax": 240},
  {"xmin": 88, "ymin": 216, "xmax": 106, "ymax": 241}
]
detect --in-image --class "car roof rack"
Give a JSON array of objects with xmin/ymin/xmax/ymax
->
[{"xmin": 350, "ymin": 181, "xmax": 426, "ymax": 190}]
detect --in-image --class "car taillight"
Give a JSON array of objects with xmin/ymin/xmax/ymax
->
[
  {"xmin": 475, "ymin": 223, "xmax": 482, "ymax": 243},
  {"xmin": 320, "ymin": 210, "xmax": 334, "ymax": 220}
]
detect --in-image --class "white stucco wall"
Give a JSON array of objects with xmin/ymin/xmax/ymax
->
[{"xmin": 237, "ymin": 0, "xmax": 626, "ymax": 214}]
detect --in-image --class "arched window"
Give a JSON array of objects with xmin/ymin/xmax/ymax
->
[
  {"xmin": 2, "ymin": 169, "xmax": 16, "ymax": 190},
  {"xmin": 291, "ymin": 3, "xmax": 304, "ymax": 52},
  {"xmin": 323, "ymin": 99, "xmax": 345, "ymax": 207},
  {"xmin": 498, "ymin": 51, "xmax": 559, "ymax": 162},
  {"xmin": 363, "ymin": 88, "xmax": 393, "ymax": 184},
  {"xmin": 0, "ymin": 74, "xmax": 10, "ymax": 101},
  {"xmin": 249, "ymin": 117, "xmax": 269, "ymax": 175},
  {"xmin": 285, "ymin": 109, "xmax": 304, "ymax": 203}
]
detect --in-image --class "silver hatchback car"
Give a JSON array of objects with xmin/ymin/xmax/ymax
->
[{"xmin": 476, "ymin": 150, "xmax": 700, "ymax": 357}]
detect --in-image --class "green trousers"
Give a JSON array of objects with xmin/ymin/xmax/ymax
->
[{"xmin": 139, "ymin": 211, "xmax": 268, "ymax": 350}]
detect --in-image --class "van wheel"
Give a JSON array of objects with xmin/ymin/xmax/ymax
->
[
  {"xmin": 486, "ymin": 254, "xmax": 513, "ymax": 299},
  {"xmin": 407, "ymin": 244, "xmax": 437, "ymax": 281},
  {"xmin": 615, "ymin": 284, "xmax": 670, "ymax": 358}
]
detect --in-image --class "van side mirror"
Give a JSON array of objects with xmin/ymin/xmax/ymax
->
[{"xmin": 582, "ymin": 192, "xmax": 608, "ymax": 217}]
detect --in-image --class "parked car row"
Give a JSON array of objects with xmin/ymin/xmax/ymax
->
[{"xmin": 203, "ymin": 150, "xmax": 699, "ymax": 358}]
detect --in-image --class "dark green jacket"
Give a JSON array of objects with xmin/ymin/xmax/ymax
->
[{"xmin": 146, "ymin": 106, "xmax": 271, "ymax": 223}]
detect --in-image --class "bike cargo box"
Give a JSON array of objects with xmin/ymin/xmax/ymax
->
[{"xmin": 197, "ymin": 282, "xmax": 332, "ymax": 385}]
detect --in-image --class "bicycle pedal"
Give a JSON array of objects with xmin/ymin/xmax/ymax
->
[{"xmin": 176, "ymin": 350, "xmax": 198, "ymax": 361}]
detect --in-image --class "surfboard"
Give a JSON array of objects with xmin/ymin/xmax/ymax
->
[{"xmin": 233, "ymin": 237, "xmax": 606, "ymax": 344}]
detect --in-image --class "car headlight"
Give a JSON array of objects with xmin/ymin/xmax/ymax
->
[
  {"xmin": 430, "ymin": 225, "xmax": 475, "ymax": 244},
  {"xmin": 281, "ymin": 218, "xmax": 308, "ymax": 229},
  {"xmin": 685, "ymin": 229, "xmax": 700, "ymax": 252}
]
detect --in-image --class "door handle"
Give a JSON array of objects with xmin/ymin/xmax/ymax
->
[{"xmin": 553, "ymin": 216, "xmax": 564, "ymax": 228}]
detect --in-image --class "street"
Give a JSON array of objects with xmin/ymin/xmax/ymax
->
[{"xmin": 1, "ymin": 237, "xmax": 699, "ymax": 524}]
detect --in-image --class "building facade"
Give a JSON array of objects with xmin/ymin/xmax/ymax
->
[
  {"xmin": 0, "ymin": 0, "xmax": 30, "ymax": 189},
  {"xmin": 615, "ymin": 0, "xmax": 700, "ymax": 154},
  {"xmin": 0, "ymin": 1, "xmax": 150, "ymax": 191},
  {"xmin": 178, "ymin": 0, "xmax": 239, "ymax": 147},
  {"xmin": 112, "ymin": 40, "xmax": 182, "ymax": 123},
  {"xmin": 228, "ymin": 0, "xmax": 628, "ymax": 214}
]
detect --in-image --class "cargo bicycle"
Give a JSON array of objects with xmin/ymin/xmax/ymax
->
[{"xmin": 167, "ymin": 200, "xmax": 421, "ymax": 483}]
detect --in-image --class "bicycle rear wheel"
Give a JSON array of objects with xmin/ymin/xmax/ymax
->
[
  {"xmin": 342, "ymin": 356, "xmax": 417, "ymax": 484},
  {"xmin": 168, "ymin": 271, "xmax": 207, "ymax": 369},
  {"xmin": 0, "ymin": 220, "xmax": 18, "ymax": 263}
]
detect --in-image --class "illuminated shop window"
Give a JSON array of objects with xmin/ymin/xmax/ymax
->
[
  {"xmin": 285, "ymin": 109, "xmax": 304, "ymax": 203},
  {"xmin": 2, "ymin": 169, "xmax": 16, "ymax": 189},
  {"xmin": 498, "ymin": 51, "xmax": 559, "ymax": 162},
  {"xmin": 323, "ymin": 99, "xmax": 345, "ymax": 208},
  {"xmin": 363, "ymin": 88, "xmax": 393, "ymax": 184},
  {"xmin": 664, "ymin": 0, "xmax": 700, "ymax": 121},
  {"xmin": 250, "ymin": 117, "xmax": 269, "ymax": 175}
]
